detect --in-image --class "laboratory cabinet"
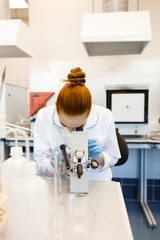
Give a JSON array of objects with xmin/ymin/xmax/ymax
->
[{"xmin": 0, "ymin": 83, "xmax": 29, "ymax": 130}]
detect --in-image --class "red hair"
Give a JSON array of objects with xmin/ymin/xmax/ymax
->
[{"xmin": 56, "ymin": 67, "xmax": 92, "ymax": 116}]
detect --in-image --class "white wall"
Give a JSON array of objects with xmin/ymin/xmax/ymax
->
[
  {"xmin": 0, "ymin": 58, "xmax": 30, "ymax": 88},
  {"xmin": 29, "ymin": 0, "xmax": 92, "ymax": 60}
]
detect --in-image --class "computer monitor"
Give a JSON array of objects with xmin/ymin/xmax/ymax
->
[{"xmin": 106, "ymin": 89, "xmax": 149, "ymax": 124}]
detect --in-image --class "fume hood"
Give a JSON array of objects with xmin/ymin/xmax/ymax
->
[
  {"xmin": 81, "ymin": 11, "xmax": 152, "ymax": 56},
  {"xmin": 0, "ymin": 19, "xmax": 32, "ymax": 58},
  {"xmin": 0, "ymin": 0, "xmax": 32, "ymax": 58}
]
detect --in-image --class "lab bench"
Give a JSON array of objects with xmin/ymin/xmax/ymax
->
[
  {"xmin": 1, "ymin": 137, "xmax": 160, "ymax": 230},
  {"xmin": 126, "ymin": 138, "xmax": 160, "ymax": 230},
  {"xmin": 2, "ymin": 173, "xmax": 134, "ymax": 240},
  {"xmin": 0, "ymin": 137, "xmax": 34, "ymax": 161}
]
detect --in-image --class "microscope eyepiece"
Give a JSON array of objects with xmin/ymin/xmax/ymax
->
[{"xmin": 76, "ymin": 126, "xmax": 83, "ymax": 131}]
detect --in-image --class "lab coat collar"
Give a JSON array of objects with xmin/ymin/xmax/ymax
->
[
  {"xmin": 52, "ymin": 107, "xmax": 64, "ymax": 129},
  {"xmin": 84, "ymin": 105, "xmax": 98, "ymax": 130},
  {"xmin": 52, "ymin": 105, "xmax": 98, "ymax": 130}
]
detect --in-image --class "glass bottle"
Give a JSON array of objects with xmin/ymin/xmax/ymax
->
[{"xmin": 2, "ymin": 146, "xmax": 48, "ymax": 240}]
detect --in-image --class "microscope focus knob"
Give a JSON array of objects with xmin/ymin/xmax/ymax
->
[
  {"xmin": 91, "ymin": 159, "xmax": 99, "ymax": 169},
  {"xmin": 77, "ymin": 164, "xmax": 83, "ymax": 178}
]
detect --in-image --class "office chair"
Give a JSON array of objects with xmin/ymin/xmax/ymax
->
[{"xmin": 114, "ymin": 131, "xmax": 129, "ymax": 166}]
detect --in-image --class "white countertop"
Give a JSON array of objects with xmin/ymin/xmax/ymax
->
[
  {"xmin": 126, "ymin": 138, "xmax": 160, "ymax": 143},
  {"xmin": 47, "ymin": 176, "xmax": 134, "ymax": 240},
  {"xmin": 2, "ymin": 172, "xmax": 134, "ymax": 240}
]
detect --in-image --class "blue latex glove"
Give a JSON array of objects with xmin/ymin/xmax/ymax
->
[
  {"xmin": 88, "ymin": 139, "xmax": 103, "ymax": 159},
  {"xmin": 50, "ymin": 145, "xmax": 66, "ymax": 165}
]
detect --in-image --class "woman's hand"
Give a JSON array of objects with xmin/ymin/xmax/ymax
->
[
  {"xmin": 88, "ymin": 139, "xmax": 103, "ymax": 159},
  {"xmin": 50, "ymin": 146, "xmax": 65, "ymax": 167}
]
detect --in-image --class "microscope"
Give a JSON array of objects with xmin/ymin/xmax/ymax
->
[{"xmin": 60, "ymin": 128, "xmax": 99, "ymax": 194}]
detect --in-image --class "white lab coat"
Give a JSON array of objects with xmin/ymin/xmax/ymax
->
[{"xmin": 34, "ymin": 104, "xmax": 121, "ymax": 180}]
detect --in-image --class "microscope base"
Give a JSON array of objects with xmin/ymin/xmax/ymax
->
[{"xmin": 70, "ymin": 172, "xmax": 88, "ymax": 193}]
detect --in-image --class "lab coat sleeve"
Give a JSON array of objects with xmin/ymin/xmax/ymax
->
[
  {"xmin": 34, "ymin": 112, "xmax": 54, "ymax": 177},
  {"xmin": 99, "ymin": 113, "xmax": 121, "ymax": 170}
]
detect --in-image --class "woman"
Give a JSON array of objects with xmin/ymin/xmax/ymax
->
[{"xmin": 34, "ymin": 67, "xmax": 121, "ymax": 180}]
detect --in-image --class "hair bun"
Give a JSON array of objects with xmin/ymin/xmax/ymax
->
[{"xmin": 67, "ymin": 67, "xmax": 86, "ymax": 85}]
